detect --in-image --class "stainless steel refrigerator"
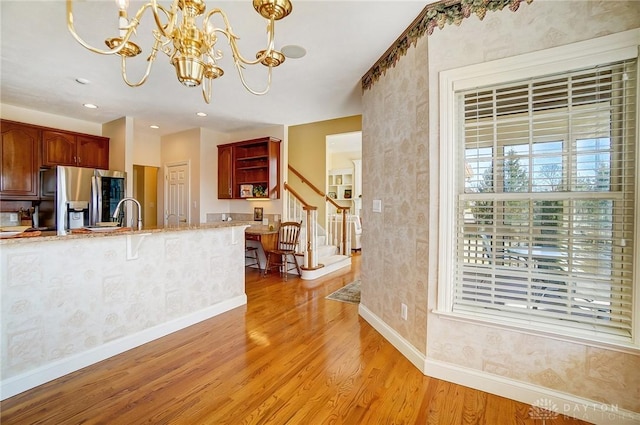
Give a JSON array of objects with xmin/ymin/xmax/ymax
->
[{"xmin": 40, "ymin": 166, "xmax": 126, "ymax": 235}]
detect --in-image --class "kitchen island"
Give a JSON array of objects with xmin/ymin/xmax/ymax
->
[{"xmin": 0, "ymin": 222, "xmax": 250, "ymax": 399}]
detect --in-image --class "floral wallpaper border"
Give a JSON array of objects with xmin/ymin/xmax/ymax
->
[{"xmin": 361, "ymin": 0, "xmax": 533, "ymax": 91}]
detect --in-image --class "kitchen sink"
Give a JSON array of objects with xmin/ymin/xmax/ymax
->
[{"xmin": 83, "ymin": 226, "xmax": 126, "ymax": 233}]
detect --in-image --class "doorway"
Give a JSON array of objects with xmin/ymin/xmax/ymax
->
[
  {"xmin": 164, "ymin": 161, "xmax": 190, "ymax": 227},
  {"xmin": 325, "ymin": 131, "xmax": 362, "ymax": 219},
  {"xmin": 132, "ymin": 165, "xmax": 159, "ymax": 229}
]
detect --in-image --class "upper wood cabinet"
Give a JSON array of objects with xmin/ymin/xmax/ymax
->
[
  {"xmin": 0, "ymin": 120, "xmax": 111, "ymax": 201},
  {"xmin": 217, "ymin": 145, "xmax": 233, "ymax": 199},
  {"xmin": 0, "ymin": 120, "xmax": 40, "ymax": 199},
  {"xmin": 43, "ymin": 130, "xmax": 109, "ymax": 169},
  {"xmin": 217, "ymin": 137, "xmax": 281, "ymax": 199},
  {"xmin": 77, "ymin": 135, "xmax": 109, "ymax": 169},
  {"xmin": 42, "ymin": 130, "xmax": 75, "ymax": 166}
]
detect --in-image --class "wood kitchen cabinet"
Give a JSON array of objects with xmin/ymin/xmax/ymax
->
[
  {"xmin": 1, "ymin": 120, "xmax": 111, "ymax": 202},
  {"xmin": 0, "ymin": 120, "xmax": 40, "ymax": 199},
  {"xmin": 43, "ymin": 130, "xmax": 109, "ymax": 169},
  {"xmin": 217, "ymin": 137, "xmax": 281, "ymax": 199},
  {"xmin": 217, "ymin": 145, "xmax": 233, "ymax": 199},
  {"xmin": 77, "ymin": 135, "xmax": 109, "ymax": 169}
]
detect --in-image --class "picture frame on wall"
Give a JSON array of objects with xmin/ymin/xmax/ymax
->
[
  {"xmin": 254, "ymin": 207, "xmax": 263, "ymax": 221},
  {"xmin": 344, "ymin": 189, "xmax": 352, "ymax": 199}
]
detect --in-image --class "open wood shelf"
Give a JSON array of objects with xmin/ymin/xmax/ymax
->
[{"xmin": 217, "ymin": 137, "xmax": 281, "ymax": 199}]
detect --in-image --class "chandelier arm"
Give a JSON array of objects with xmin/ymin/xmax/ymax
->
[
  {"xmin": 234, "ymin": 61, "xmax": 273, "ymax": 96},
  {"xmin": 120, "ymin": 40, "xmax": 163, "ymax": 87},
  {"xmin": 204, "ymin": 9, "xmax": 276, "ymax": 66},
  {"xmin": 234, "ymin": 17, "xmax": 276, "ymax": 65},
  {"xmin": 67, "ymin": 0, "xmax": 131, "ymax": 55},
  {"xmin": 67, "ymin": 1, "xmax": 159, "ymax": 56},
  {"xmin": 231, "ymin": 18, "xmax": 275, "ymax": 66},
  {"xmin": 150, "ymin": 0, "xmax": 179, "ymax": 39},
  {"xmin": 203, "ymin": 8, "xmax": 234, "ymax": 33}
]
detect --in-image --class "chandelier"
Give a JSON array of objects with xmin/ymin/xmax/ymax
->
[{"xmin": 66, "ymin": 0, "xmax": 293, "ymax": 103}]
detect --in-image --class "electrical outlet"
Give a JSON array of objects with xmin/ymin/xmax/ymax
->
[{"xmin": 401, "ymin": 303, "xmax": 408, "ymax": 320}]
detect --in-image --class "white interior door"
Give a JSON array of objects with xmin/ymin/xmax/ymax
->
[{"xmin": 165, "ymin": 162, "xmax": 189, "ymax": 227}]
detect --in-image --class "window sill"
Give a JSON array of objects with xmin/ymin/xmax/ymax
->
[{"xmin": 431, "ymin": 309, "xmax": 640, "ymax": 355}]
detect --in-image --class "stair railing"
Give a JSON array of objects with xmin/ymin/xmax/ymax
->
[
  {"xmin": 283, "ymin": 182, "xmax": 323, "ymax": 271},
  {"xmin": 327, "ymin": 212, "xmax": 352, "ymax": 254},
  {"xmin": 288, "ymin": 165, "xmax": 351, "ymax": 255}
]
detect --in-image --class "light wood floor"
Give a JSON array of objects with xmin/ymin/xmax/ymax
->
[{"xmin": 1, "ymin": 253, "xmax": 590, "ymax": 424}]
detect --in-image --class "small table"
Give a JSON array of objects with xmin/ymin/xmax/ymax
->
[
  {"xmin": 506, "ymin": 247, "xmax": 565, "ymax": 267},
  {"xmin": 245, "ymin": 226, "xmax": 278, "ymax": 269}
]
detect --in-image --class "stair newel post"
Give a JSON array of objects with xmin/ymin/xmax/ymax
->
[{"xmin": 303, "ymin": 206, "xmax": 318, "ymax": 270}]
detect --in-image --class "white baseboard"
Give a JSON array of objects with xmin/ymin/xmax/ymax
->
[
  {"xmin": 1, "ymin": 295, "xmax": 247, "ymax": 401},
  {"xmin": 358, "ymin": 304, "xmax": 640, "ymax": 425},
  {"xmin": 358, "ymin": 304, "xmax": 426, "ymax": 371}
]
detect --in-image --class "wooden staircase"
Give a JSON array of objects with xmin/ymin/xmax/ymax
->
[
  {"xmin": 284, "ymin": 166, "xmax": 352, "ymax": 280},
  {"xmin": 298, "ymin": 227, "xmax": 351, "ymax": 280}
]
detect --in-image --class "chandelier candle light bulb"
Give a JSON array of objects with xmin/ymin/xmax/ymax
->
[
  {"xmin": 66, "ymin": 0, "xmax": 293, "ymax": 103},
  {"xmin": 115, "ymin": 0, "xmax": 130, "ymax": 38}
]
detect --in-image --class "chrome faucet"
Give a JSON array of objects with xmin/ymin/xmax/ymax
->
[{"xmin": 113, "ymin": 197, "xmax": 143, "ymax": 230}]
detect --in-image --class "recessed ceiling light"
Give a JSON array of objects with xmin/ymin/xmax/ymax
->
[
  {"xmin": 281, "ymin": 45, "xmax": 306, "ymax": 59},
  {"xmin": 196, "ymin": 112, "xmax": 207, "ymax": 117},
  {"xmin": 150, "ymin": 125, "xmax": 159, "ymax": 129},
  {"xmin": 83, "ymin": 103, "xmax": 98, "ymax": 109},
  {"xmin": 75, "ymin": 77, "xmax": 91, "ymax": 85}
]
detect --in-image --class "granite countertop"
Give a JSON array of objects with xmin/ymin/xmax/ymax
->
[{"xmin": 0, "ymin": 221, "xmax": 255, "ymax": 245}]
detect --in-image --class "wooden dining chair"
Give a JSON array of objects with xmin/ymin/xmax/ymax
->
[
  {"xmin": 245, "ymin": 245, "xmax": 261, "ymax": 272},
  {"xmin": 263, "ymin": 221, "xmax": 301, "ymax": 281}
]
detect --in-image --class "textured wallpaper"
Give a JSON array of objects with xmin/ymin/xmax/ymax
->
[
  {"xmin": 1, "ymin": 227, "xmax": 245, "ymax": 382},
  {"xmin": 361, "ymin": 0, "xmax": 640, "ymax": 413},
  {"xmin": 361, "ymin": 35, "xmax": 431, "ymax": 353}
]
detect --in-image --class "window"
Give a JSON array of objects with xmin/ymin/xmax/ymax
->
[{"xmin": 438, "ymin": 30, "xmax": 639, "ymax": 347}]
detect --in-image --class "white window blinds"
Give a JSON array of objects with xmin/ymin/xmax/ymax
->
[{"xmin": 455, "ymin": 59, "xmax": 637, "ymax": 340}]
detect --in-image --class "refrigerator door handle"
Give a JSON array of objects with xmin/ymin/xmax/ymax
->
[{"xmin": 91, "ymin": 175, "xmax": 101, "ymax": 225}]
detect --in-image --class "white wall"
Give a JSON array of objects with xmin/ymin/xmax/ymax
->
[
  {"xmin": 0, "ymin": 104, "xmax": 102, "ymax": 135},
  {"xmin": 132, "ymin": 130, "xmax": 162, "ymax": 167},
  {"xmin": 200, "ymin": 128, "xmax": 231, "ymax": 223},
  {"xmin": 102, "ymin": 117, "xmax": 127, "ymax": 172},
  {"xmin": 329, "ymin": 151, "xmax": 361, "ymax": 170}
]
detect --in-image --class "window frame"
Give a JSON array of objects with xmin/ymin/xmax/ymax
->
[{"xmin": 436, "ymin": 29, "xmax": 640, "ymax": 352}]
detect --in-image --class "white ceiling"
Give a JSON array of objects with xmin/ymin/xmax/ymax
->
[
  {"xmin": 327, "ymin": 131, "xmax": 361, "ymax": 153},
  {"xmin": 1, "ymin": 1, "xmax": 430, "ymax": 137}
]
